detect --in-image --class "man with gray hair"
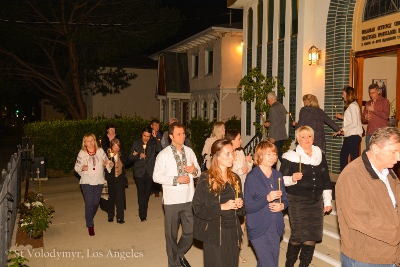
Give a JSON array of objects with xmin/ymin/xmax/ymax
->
[
  {"xmin": 263, "ymin": 91, "xmax": 288, "ymax": 163},
  {"xmin": 336, "ymin": 127, "xmax": 400, "ymax": 266},
  {"xmin": 161, "ymin": 118, "xmax": 193, "ymax": 149}
]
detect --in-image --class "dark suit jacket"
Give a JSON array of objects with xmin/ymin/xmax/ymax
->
[{"xmin": 129, "ymin": 137, "xmax": 162, "ymax": 178}]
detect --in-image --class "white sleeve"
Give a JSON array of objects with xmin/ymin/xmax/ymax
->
[
  {"xmin": 74, "ymin": 151, "xmax": 85, "ymax": 176},
  {"xmin": 323, "ymin": 189, "xmax": 332, "ymax": 207},
  {"xmin": 283, "ymin": 175, "xmax": 297, "ymax": 186}
]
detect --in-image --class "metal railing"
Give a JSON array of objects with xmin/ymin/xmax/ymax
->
[
  {"xmin": 0, "ymin": 139, "xmax": 34, "ymax": 267},
  {"xmin": 243, "ymin": 133, "xmax": 263, "ymax": 156}
]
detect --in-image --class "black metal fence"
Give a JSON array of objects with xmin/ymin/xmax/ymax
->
[{"xmin": 0, "ymin": 139, "xmax": 34, "ymax": 267}]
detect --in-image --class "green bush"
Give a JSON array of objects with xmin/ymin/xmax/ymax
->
[{"xmin": 24, "ymin": 116, "xmax": 240, "ymax": 174}]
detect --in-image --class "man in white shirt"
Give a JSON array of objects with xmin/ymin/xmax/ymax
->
[{"xmin": 153, "ymin": 122, "xmax": 201, "ymax": 267}]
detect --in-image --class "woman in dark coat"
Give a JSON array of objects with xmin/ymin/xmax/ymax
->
[
  {"xmin": 105, "ymin": 138, "xmax": 129, "ymax": 224},
  {"xmin": 193, "ymin": 139, "xmax": 244, "ymax": 267},
  {"xmin": 244, "ymin": 140, "xmax": 288, "ymax": 267},
  {"xmin": 293, "ymin": 94, "xmax": 340, "ymax": 152},
  {"xmin": 280, "ymin": 126, "xmax": 333, "ymax": 267}
]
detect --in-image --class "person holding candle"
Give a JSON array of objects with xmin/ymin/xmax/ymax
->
[
  {"xmin": 74, "ymin": 133, "xmax": 109, "ymax": 236},
  {"xmin": 225, "ymin": 129, "xmax": 253, "ymax": 263},
  {"xmin": 361, "ymin": 83, "xmax": 390, "ymax": 150},
  {"xmin": 244, "ymin": 140, "xmax": 288, "ymax": 267},
  {"xmin": 105, "ymin": 138, "xmax": 129, "ymax": 224},
  {"xmin": 193, "ymin": 139, "xmax": 244, "ymax": 267},
  {"xmin": 153, "ymin": 122, "xmax": 200, "ymax": 267},
  {"xmin": 129, "ymin": 127, "xmax": 162, "ymax": 222},
  {"xmin": 293, "ymin": 94, "xmax": 340, "ymax": 152},
  {"xmin": 280, "ymin": 126, "xmax": 332, "ymax": 267},
  {"xmin": 334, "ymin": 86, "xmax": 363, "ymax": 171}
]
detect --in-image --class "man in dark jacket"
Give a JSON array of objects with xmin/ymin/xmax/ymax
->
[
  {"xmin": 264, "ymin": 91, "xmax": 288, "ymax": 163},
  {"xmin": 129, "ymin": 127, "xmax": 162, "ymax": 221}
]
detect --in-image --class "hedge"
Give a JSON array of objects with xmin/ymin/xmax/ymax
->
[{"xmin": 24, "ymin": 116, "xmax": 241, "ymax": 174}]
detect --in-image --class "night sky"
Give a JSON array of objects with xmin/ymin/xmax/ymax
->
[{"xmin": 147, "ymin": 0, "xmax": 243, "ymax": 54}]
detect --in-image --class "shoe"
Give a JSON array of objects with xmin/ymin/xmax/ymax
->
[
  {"xmin": 179, "ymin": 256, "xmax": 191, "ymax": 267},
  {"xmin": 108, "ymin": 218, "xmax": 114, "ymax": 222},
  {"xmin": 155, "ymin": 193, "xmax": 160, "ymax": 197},
  {"xmin": 239, "ymin": 255, "xmax": 247, "ymax": 263},
  {"xmin": 140, "ymin": 218, "xmax": 147, "ymax": 222},
  {"xmin": 117, "ymin": 219, "xmax": 125, "ymax": 224},
  {"xmin": 88, "ymin": 226, "xmax": 95, "ymax": 236}
]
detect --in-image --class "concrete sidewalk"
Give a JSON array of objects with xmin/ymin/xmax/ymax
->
[{"xmin": 10, "ymin": 171, "xmax": 326, "ymax": 267}]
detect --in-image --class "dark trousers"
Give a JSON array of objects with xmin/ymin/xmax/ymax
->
[
  {"xmin": 204, "ymin": 227, "xmax": 239, "ymax": 267},
  {"xmin": 151, "ymin": 181, "xmax": 161, "ymax": 194},
  {"xmin": 81, "ymin": 184, "xmax": 103, "ymax": 227},
  {"xmin": 251, "ymin": 215, "xmax": 280, "ymax": 267},
  {"xmin": 340, "ymin": 135, "xmax": 361, "ymax": 171},
  {"xmin": 164, "ymin": 202, "xmax": 194, "ymax": 267},
  {"xmin": 275, "ymin": 139, "xmax": 284, "ymax": 164},
  {"xmin": 135, "ymin": 172, "xmax": 152, "ymax": 219},
  {"xmin": 107, "ymin": 175, "xmax": 125, "ymax": 220}
]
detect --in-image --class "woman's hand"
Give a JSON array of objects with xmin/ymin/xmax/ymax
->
[
  {"xmin": 292, "ymin": 172, "xmax": 303, "ymax": 183},
  {"xmin": 292, "ymin": 121, "xmax": 297, "ymax": 127},
  {"xmin": 324, "ymin": 206, "xmax": 332, "ymax": 214},
  {"xmin": 235, "ymin": 198, "xmax": 243, "ymax": 209},
  {"xmin": 241, "ymin": 167, "xmax": 249, "ymax": 174},
  {"xmin": 82, "ymin": 165, "xmax": 88, "ymax": 171},
  {"xmin": 269, "ymin": 203, "xmax": 283, "ymax": 212},
  {"xmin": 221, "ymin": 199, "xmax": 239, "ymax": 210},
  {"xmin": 103, "ymin": 159, "xmax": 109, "ymax": 168},
  {"xmin": 267, "ymin": 190, "xmax": 282, "ymax": 202},
  {"xmin": 245, "ymin": 153, "xmax": 252, "ymax": 163},
  {"xmin": 109, "ymin": 161, "xmax": 114, "ymax": 168},
  {"xmin": 333, "ymin": 129, "xmax": 344, "ymax": 137},
  {"xmin": 336, "ymin": 113, "xmax": 343, "ymax": 120}
]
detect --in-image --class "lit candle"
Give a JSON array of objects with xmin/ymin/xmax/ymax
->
[
  {"xmin": 334, "ymin": 105, "xmax": 337, "ymax": 114},
  {"xmin": 289, "ymin": 112, "xmax": 294, "ymax": 122},
  {"xmin": 235, "ymin": 180, "xmax": 239, "ymax": 199},
  {"xmin": 299, "ymin": 155, "xmax": 302, "ymax": 173},
  {"xmin": 278, "ymin": 178, "xmax": 281, "ymax": 204}
]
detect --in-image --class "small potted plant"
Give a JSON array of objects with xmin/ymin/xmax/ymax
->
[{"xmin": 18, "ymin": 191, "xmax": 55, "ymax": 238}]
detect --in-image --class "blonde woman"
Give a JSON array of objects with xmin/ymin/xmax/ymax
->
[
  {"xmin": 74, "ymin": 134, "xmax": 108, "ymax": 236},
  {"xmin": 202, "ymin": 122, "xmax": 225, "ymax": 169}
]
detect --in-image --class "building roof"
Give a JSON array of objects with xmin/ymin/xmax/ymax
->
[
  {"xmin": 105, "ymin": 54, "xmax": 158, "ymax": 69},
  {"xmin": 149, "ymin": 22, "xmax": 243, "ymax": 59}
]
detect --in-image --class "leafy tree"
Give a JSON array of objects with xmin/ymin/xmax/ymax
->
[
  {"xmin": 237, "ymin": 67, "xmax": 285, "ymax": 134},
  {"xmin": 0, "ymin": 0, "xmax": 181, "ymax": 119}
]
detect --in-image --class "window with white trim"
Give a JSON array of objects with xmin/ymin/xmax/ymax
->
[
  {"xmin": 202, "ymin": 100, "xmax": 207, "ymax": 119},
  {"xmin": 192, "ymin": 101, "xmax": 198, "ymax": 118},
  {"xmin": 211, "ymin": 99, "xmax": 218, "ymax": 121},
  {"xmin": 205, "ymin": 50, "xmax": 214, "ymax": 75},
  {"xmin": 192, "ymin": 54, "xmax": 199, "ymax": 77}
]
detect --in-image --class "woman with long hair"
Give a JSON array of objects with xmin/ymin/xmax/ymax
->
[
  {"xmin": 74, "ymin": 134, "xmax": 108, "ymax": 236},
  {"xmin": 244, "ymin": 141, "xmax": 288, "ymax": 267},
  {"xmin": 193, "ymin": 139, "xmax": 244, "ymax": 267},
  {"xmin": 334, "ymin": 86, "xmax": 363, "ymax": 170},
  {"xmin": 225, "ymin": 129, "xmax": 253, "ymax": 263},
  {"xmin": 202, "ymin": 121, "xmax": 225, "ymax": 169}
]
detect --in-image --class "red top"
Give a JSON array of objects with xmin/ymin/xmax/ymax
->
[{"xmin": 361, "ymin": 95, "xmax": 390, "ymax": 135}]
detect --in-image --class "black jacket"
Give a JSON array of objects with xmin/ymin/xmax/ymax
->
[
  {"xmin": 129, "ymin": 137, "xmax": 162, "ymax": 178},
  {"xmin": 193, "ymin": 172, "xmax": 244, "ymax": 246}
]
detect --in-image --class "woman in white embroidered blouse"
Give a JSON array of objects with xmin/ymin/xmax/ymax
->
[{"xmin": 74, "ymin": 133, "xmax": 108, "ymax": 236}]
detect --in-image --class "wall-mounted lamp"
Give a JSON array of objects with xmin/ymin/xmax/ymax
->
[
  {"xmin": 241, "ymin": 40, "xmax": 244, "ymax": 46},
  {"xmin": 308, "ymin": 45, "xmax": 321, "ymax": 66}
]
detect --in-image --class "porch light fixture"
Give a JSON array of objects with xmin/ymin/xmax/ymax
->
[{"xmin": 308, "ymin": 45, "xmax": 321, "ymax": 66}]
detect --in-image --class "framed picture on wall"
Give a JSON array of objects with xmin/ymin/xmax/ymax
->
[{"xmin": 372, "ymin": 79, "xmax": 387, "ymax": 98}]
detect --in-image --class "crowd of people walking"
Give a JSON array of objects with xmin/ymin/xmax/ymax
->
[{"xmin": 73, "ymin": 82, "xmax": 399, "ymax": 267}]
